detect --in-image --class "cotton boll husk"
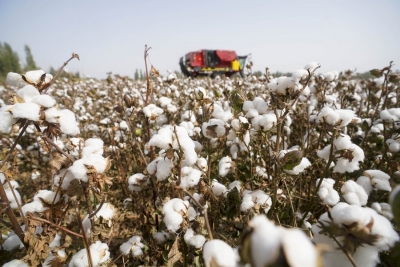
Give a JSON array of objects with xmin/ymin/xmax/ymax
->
[
  {"xmin": 212, "ymin": 179, "xmax": 228, "ymax": 196},
  {"xmin": 58, "ymin": 109, "xmax": 80, "ymax": 135},
  {"xmin": 203, "ymin": 239, "xmax": 238, "ymax": 267},
  {"xmin": 31, "ymin": 95, "xmax": 56, "ymax": 108},
  {"xmin": 280, "ymin": 228, "xmax": 318, "ymax": 267},
  {"xmin": 0, "ymin": 105, "xmax": 16, "ymax": 133},
  {"xmin": 341, "ymin": 180, "xmax": 368, "ymax": 206},
  {"xmin": 12, "ymin": 102, "xmax": 40, "ymax": 121}
]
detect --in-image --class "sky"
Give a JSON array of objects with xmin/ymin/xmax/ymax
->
[{"xmin": 1, "ymin": 0, "xmax": 399, "ymax": 79}]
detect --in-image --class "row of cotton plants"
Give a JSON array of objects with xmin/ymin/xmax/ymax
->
[{"xmin": 0, "ymin": 54, "xmax": 399, "ymax": 267}]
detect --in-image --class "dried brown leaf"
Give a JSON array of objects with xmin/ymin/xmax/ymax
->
[{"xmin": 167, "ymin": 238, "xmax": 181, "ymax": 267}]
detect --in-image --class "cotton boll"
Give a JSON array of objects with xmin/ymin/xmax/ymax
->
[
  {"xmin": 317, "ymin": 106, "xmax": 339, "ymax": 125},
  {"xmin": 202, "ymin": 119, "xmax": 226, "ymax": 139},
  {"xmin": 386, "ymin": 139, "xmax": 400, "ymax": 152},
  {"xmin": 2, "ymin": 231, "xmax": 24, "ymax": 251},
  {"xmin": 24, "ymin": 70, "xmax": 52, "ymax": 84},
  {"xmin": 356, "ymin": 176, "xmax": 373, "ymax": 195},
  {"xmin": 218, "ymin": 156, "xmax": 232, "ymax": 177},
  {"xmin": 0, "ymin": 105, "xmax": 16, "ymax": 133},
  {"xmin": 162, "ymin": 198, "xmax": 189, "ymax": 232},
  {"xmin": 180, "ymin": 168, "xmax": 202, "ymax": 189},
  {"xmin": 143, "ymin": 104, "xmax": 164, "ymax": 119},
  {"xmin": 316, "ymin": 178, "xmax": 340, "ymax": 206},
  {"xmin": 21, "ymin": 200, "xmax": 48, "ymax": 215},
  {"xmin": 16, "ymin": 85, "xmax": 40, "ymax": 102},
  {"xmin": 203, "ymin": 239, "xmax": 238, "ymax": 267},
  {"xmin": 212, "ymin": 179, "xmax": 228, "ymax": 196},
  {"xmin": 364, "ymin": 169, "xmax": 391, "ymax": 191},
  {"xmin": 284, "ymin": 157, "xmax": 311, "ymax": 175},
  {"xmin": 58, "ymin": 109, "xmax": 80, "ymax": 136},
  {"xmin": 128, "ymin": 173, "xmax": 146, "ymax": 192},
  {"xmin": 259, "ymin": 113, "xmax": 277, "ymax": 131},
  {"xmin": 212, "ymin": 103, "xmax": 232, "ymax": 122},
  {"xmin": 304, "ymin": 62, "xmax": 320, "ymax": 72},
  {"xmin": 371, "ymin": 202, "xmax": 393, "ymax": 220},
  {"xmin": 82, "ymin": 138, "xmax": 104, "ymax": 156},
  {"xmin": 12, "ymin": 102, "xmax": 41, "ymax": 121},
  {"xmin": 31, "ymin": 95, "xmax": 56, "ymax": 108},
  {"xmin": 292, "ymin": 69, "xmax": 309, "ymax": 82},
  {"xmin": 69, "ymin": 241, "xmax": 110, "ymax": 267},
  {"xmin": 341, "ymin": 180, "xmax": 368, "ymax": 206},
  {"xmin": 2, "ymin": 260, "xmax": 28, "ymax": 267},
  {"xmin": 153, "ymin": 231, "xmax": 169, "ymax": 244},
  {"xmin": 33, "ymin": 190, "xmax": 61, "ymax": 204},
  {"xmin": 120, "ymin": 236, "xmax": 144, "ymax": 257},
  {"xmin": 280, "ymin": 228, "xmax": 319, "ymax": 267},
  {"xmin": 335, "ymin": 109, "xmax": 355, "ymax": 127},
  {"xmin": 6, "ymin": 72, "xmax": 27, "ymax": 88},
  {"xmin": 253, "ymin": 97, "xmax": 269, "ymax": 114},
  {"xmin": 184, "ymin": 228, "xmax": 206, "ymax": 248}
]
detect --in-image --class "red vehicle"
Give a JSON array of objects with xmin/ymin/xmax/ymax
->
[{"xmin": 179, "ymin": 49, "xmax": 251, "ymax": 78}]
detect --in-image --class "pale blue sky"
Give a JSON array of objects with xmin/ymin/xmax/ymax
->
[{"xmin": 1, "ymin": 0, "xmax": 399, "ymax": 79}]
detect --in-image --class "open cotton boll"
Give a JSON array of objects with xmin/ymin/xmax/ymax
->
[
  {"xmin": 380, "ymin": 108, "xmax": 400, "ymax": 121},
  {"xmin": 364, "ymin": 169, "xmax": 391, "ymax": 191},
  {"xmin": 335, "ymin": 109, "xmax": 355, "ymax": 127},
  {"xmin": 292, "ymin": 69, "xmax": 309, "ymax": 82},
  {"xmin": 248, "ymin": 215, "xmax": 282, "ymax": 267},
  {"xmin": 203, "ymin": 239, "xmax": 238, "ymax": 267},
  {"xmin": 153, "ymin": 231, "xmax": 170, "ymax": 244},
  {"xmin": 16, "ymin": 85, "xmax": 40, "ymax": 102},
  {"xmin": 12, "ymin": 102, "xmax": 41, "ymax": 121},
  {"xmin": 371, "ymin": 202, "xmax": 393, "ymax": 220},
  {"xmin": 143, "ymin": 104, "xmax": 163, "ymax": 119},
  {"xmin": 184, "ymin": 228, "xmax": 206, "ymax": 248},
  {"xmin": 24, "ymin": 70, "xmax": 53, "ymax": 84},
  {"xmin": 158, "ymin": 96, "xmax": 172, "ymax": 107},
  {"xmin": 128, "ymin": 173, "xmax": 146, "ymax": 191},
  {"xmin": 180, "ymin": 167, "xmax": 202, "ymax": 189},
  {"xmin": 316, "ymin": 178, "xmax": 340, "ymax": 206},
  {"xmin": 6, "ymin": 72, "xmax": 27, "ymax": 88},
  {"xmin": 202, "ymin": 118, "xmax": 226, "ymax": 139},
  {"xmin": 284, "ymin": 157, "xmax": 311, "ymax": 175},
  {"xmin": 258, "ymin": 113, "xmax": 277, "ymax": 131},
  {"xmin": 218, "ymin": 156, "xmax": 232, "ymax": 177},
  {"xmin": 58, "ymin": 109, "xmax": 80, "ymax": 135},
  {"xmin": 33, "ymin": 190, "xmax": 61, "ymax": 204},
  {"xmin": 304, "ymin": 62, "xmax": 320, "ymax": 72},
  {"xmin": 21, "ymin": 199, "xmax": 48, "ymax": 215},
  {"xmin": 31, "ymin": 95, "xmax": 56, "ymax": 108},
  {"xmin": 162, "ymin": 198, "xmax": 189, "ymax": 232},
  {"xmin": 69, "ymin": 241, "xmax": 110, "ymax": 267},
  {"xmin": 386, "ymin": 139, "xmax": 400, "ymax": 152},
  {"xmin": 317, "ymin": 106, "xmax": 339, "ymax": 125},
  {"xmin": 212, "ymin": 179, "xmax": 228, "ymax": 197},
  {"xmin": 2, "ymin": 260, "xmax": 28, "ymax": 267},
  {"xmin": 212, "ymin": 103, "xmax": 232, "ymax": 122},
  {"xmin": 253, "ymin": 97, "xmax": 269, "ymax": 114},
  {"xmin": 280, "ymin": 228, "xmax": 319, "ymax": 267},
  {"xmin": 120, "ymin": 236, "xmax": 144, "ymax": 257},
  {"xmin": 0, "ymin": 105, "xmax": 17, "ymax": 133},
  {"xmin": 82, "ymin": 138, "xmax": 104, "ymax": 156},
  {"xmin": 341, "ymin": 180, "xmax": 368, "ymax": 206}
]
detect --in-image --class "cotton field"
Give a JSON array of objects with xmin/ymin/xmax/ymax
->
[{"xmin": 0, "ymin": 56, "xmax": 399, "ymax": 267}]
